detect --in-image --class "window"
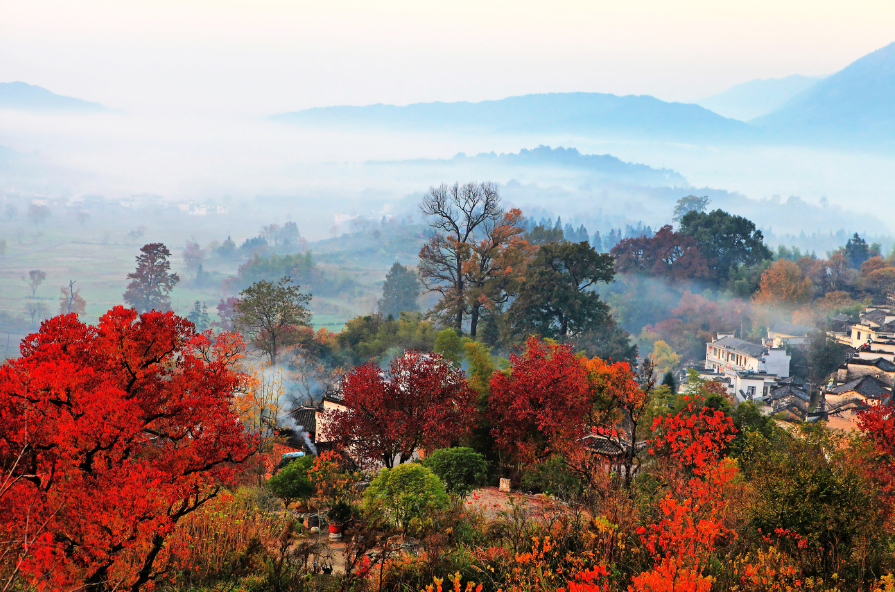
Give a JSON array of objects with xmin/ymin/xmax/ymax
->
[{"xmin": 747, "ymin": 386, "xmax": 756, "ymax": 396}]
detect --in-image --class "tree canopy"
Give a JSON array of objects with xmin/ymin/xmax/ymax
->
[
  {"xmin": 378, "ymin": 262, "xmax": 420, "ymax": 318},
  {"xmin": 234, "ymin": 276, "xmax": 311, "ymax": 365},
  {"xmin": 122, "ymin": 242, "xmax": 180, "ymax": 312},
  {"xmin": 679, "ymin": 209, "xmax": 773, "ymax": 282}
]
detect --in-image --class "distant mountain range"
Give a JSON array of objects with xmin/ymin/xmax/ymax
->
[
  {"xmin": 273, "ymin": 92, "xmax": 754, "ymax": 143},
  {"xmin": 275, "ymin": 40, "xmax": 895, "ymax": 149},
  {"xmin": 696, "ymin": 74, "xmax": 825, "ymax": 121},
  {"xmin": 752, "ymin": 41, "xmax": 895, "ymax": 145},
  {"xmin": 0, "ymin": 81, "xmax": 109, "ymax": 112},
  {"xmin": 369, "ymin": 145, "xmax": 687, "ymax": 186}
]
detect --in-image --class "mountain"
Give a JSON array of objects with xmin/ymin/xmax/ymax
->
[
  {"xmin": 752, "ymin": 42, "xmax": 895, "ymax": 145},
  {"xmin": 0, "ymin": 82, "xmax": 109, "ymax": 112},
  {"xmin": 369, "ymin": 145, "xmax": 687, "ymax": 187},
  {"xmin": 696, "ymin": 75, "xmax": 824, "ymax": 121},
  {"xmin": 273, "ymin": 92, "xmax": 755, "ymax": 143}
]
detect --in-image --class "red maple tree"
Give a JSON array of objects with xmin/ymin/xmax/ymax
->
[
  {"xmin": 0, "ymin": 308, "xmax": 254, "ymax": 592},
  {"xmin": 489, "ymin": 337, "xmax": 591, "ymax": 465},
  {"xmin": 322, "ymin": 351, "xmax": 477, "ymax": 468}
]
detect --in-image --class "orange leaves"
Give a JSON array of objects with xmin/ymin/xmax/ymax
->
[{"xmin": 752, "ymin": 259, "xmax": 813, "ymax": 307}]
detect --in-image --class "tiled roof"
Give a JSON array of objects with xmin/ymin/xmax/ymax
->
[
  {"xmin": 289, "ymin": 406, "xmax": 319, "ymax": 433},
  {"xmin": 846, "ymin": 357, "xmax": 895, "ymax": 372},
  {"xmin": 827, "ymin": 375, "xmax": 892, "ymax": 400},
  {"xmin": 769, "ymin": 384, "xmax": 810, "ymax": 403},
  {"xmin": 770, "ymin": 322, "xmax": 817, "ymax": 337},
  {"xmin": 712, "ymin": 337, "xmax": 768, "ymax": 359}
]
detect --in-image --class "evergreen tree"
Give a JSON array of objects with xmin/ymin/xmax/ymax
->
[
  {"xmin": 661, "ymin": 371, "xmax": 678, "ymax": 393},
  {"xmin": 123, "ymin": 243, "xmax": 180, "ymax": 313},
  {"xmin": 186, "ymin": 300, "xmax": 211, "ymax": 331},
  {"xmin": 378, "ymin": 262, "xmax": 420, "ymax": 318},
  {"xmin": 591, "ymin": 231, "xmax": 603, "ymax": 252}
]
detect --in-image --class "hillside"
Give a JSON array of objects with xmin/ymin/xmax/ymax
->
[
  {"xmin": 368, "ymin": 145, "xmax": 687, "ymax": 187},
  {"xmin": 273, "ymin": 92, "xmax": 755, "ymax": 143},
  {"xmin": 752, "ymin": 41, "xmax": 895, "ymax": 145},
  {"xmin": 696, "ymin": 74, "xmax": 824, "ymax": 121},
  {"xmin": 0, "ymin": 81, "xmax": 109, "ymax": 112}
]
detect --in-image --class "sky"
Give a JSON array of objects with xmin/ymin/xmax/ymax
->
[{"xmin": 2, "ymin": 0, "xmax": 895, "ymax": 116}]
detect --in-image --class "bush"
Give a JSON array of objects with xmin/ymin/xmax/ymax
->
[
  {"xmin": 363, "ymin": 463, "xmax": 449, "ymax": 534},
  {"xmin": 265, "ymin": 455, "xmax": 315, "ymax": 507},
  {"xmin": 422, "ymin": 447, "xmax": 487, "ymax": 497},
  {"xmin": 520, "ymin": 455, "xmax": 584, "ymax": 498}
]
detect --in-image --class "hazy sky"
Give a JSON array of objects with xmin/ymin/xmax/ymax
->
[{"xmin": 2, "ymin": 0, "xmax": 894, "ymax": 115}]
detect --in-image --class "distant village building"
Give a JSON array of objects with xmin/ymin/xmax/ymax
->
[
  {"xmin": 765, "ymin": 322, "xmax": 817, "ymax": 347},
  {"xmin": 704, "ymin": 335, "xmax": 791, "ymax": 401}
]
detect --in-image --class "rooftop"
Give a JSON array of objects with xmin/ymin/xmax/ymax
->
[
  {"xmin": 827, "ymin": 375, "xmax": 892, "ymax": 400},
  {"xmin": 711, "ymin": 336, "xmax": 768, "ymax": 359},
  {"xmin": 844, "ymin": 357, "xmax": 895, "ymax": 372}
]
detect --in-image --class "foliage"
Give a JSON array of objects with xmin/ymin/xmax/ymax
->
[
  {"xmin": 844, "ymin": 232, "xmax": 870, "ymax": 268},
  {"xmin": 337, "ymin": 312, "xmax": 439, "ymax": 366},
  {"xmin": 611, "ymin": 225, "xmax": 712, "ymax": 282},
  {"xmin": 672, "ymin": 195, "xmax": 711, "ymax": 224},
  {"xmin": 363, "ymin": 463, "xmax": 449, "ymax": 534},
  {"xmin": 323, "ymin": 351, "xmax": 477, "ymax": 468},
  {"xmin": 266, "ymin": 455, "xmax": 315, "ymax": 507},
  {"xmin": 186, "ymin": 300, "xmax": 211, "ymax": 331},
  {"xmin": 519, "ymin": 454, "xmax": 585, "ymax": 497},
  {"xmin": 234, "ymin": 276, "xmax": 311, "ymax": 365},
  {"xmin": 753, "ymin": 259, "xmax": 813, "ymax": 307},
  {"xmin": 26, "ymin": 269, "xmax": 46, "ymax": 298},
  {"xmin": 58, "ymin": 280, "xmax": 86, "ymax": 315},
  {"xmin": 434, "ymin": 327, "xmax": 467, "ymax": 365},
  {"xmin": 0, "ymin": 307, "xmax": 253, "ymax": 592},
  {"xmin": 679, "ymin": 209, "xmax": 773, "ymax": 282},
  {"xmin": 650, "ymin": 340, "xmax": 680, "ymax": 374},
  {"xmin": 422, "ymin": 447, "xmax": 488, "ymax": 497},
  {"xmin": 122, "ymin": 242, "xmax": 181, "ymax": 312},
  {"xmin": 378, "ymin": 261, "xmax": 421, "ymax": 317},
  {"xmin": 418, "ymin": 182, "xmax": 505, "ymax": 334},
  {"xmin": 508, "ymin": 241, "xmax": 615, "ymax": 338},
  {"xmin": 489, "ymin": 337, "xmax": 591, "ymax": 465}
]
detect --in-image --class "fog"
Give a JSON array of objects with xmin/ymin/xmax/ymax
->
[{"xmin": 3, "ymin": 108, "xmax": 895, "ymax": 242}]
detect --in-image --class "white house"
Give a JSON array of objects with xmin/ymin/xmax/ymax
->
[{"xmin": 706, "ymin": 335, "xmax": 790, "ymax": 378}]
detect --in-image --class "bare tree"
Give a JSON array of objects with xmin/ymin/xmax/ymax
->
[
  {"xmin": 24, "ymin": 301, "xmax": 49, "ymax": 325},
  {"xmin": 25, "ymin": 270, "xmax": 46, "ymax": 298},
  {"xmin": 418, "ymin": 182, "xmax": 503, "ymax": 333}
]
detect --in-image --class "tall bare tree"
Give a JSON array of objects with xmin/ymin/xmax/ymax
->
[{"xmin": 418, "ymin": 182, "xmax": 503, "ymax": 334}]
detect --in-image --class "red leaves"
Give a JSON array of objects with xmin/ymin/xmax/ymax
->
[
  {"xmin": 650, "ymin": 398, "xmax": 737, "ymax": 475},
  {"xmin": 489, "ymin": 337, "xmax": 591, "ymax": 464},
  {"xmin": 322, "ymin": 351, "xmax": 477, "ymax": 468},
  {"xmin": 0, "ymin": 307, "xmax": 254, "ymax": 591}
]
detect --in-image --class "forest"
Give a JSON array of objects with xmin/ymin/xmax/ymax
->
[{"xmin": 3, "ymin": 181, "xmax": 895, "ymax": 592}]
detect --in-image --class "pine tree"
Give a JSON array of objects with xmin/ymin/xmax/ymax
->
[
  {"xmin": 123, "ymin": 243, "xmax": 180, "ymax": 313},
  {"xmin": 378, "ymin": 262, "xmax": 420, "ymax": 318}
]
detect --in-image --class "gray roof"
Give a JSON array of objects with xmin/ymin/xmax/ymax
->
[
  {"xmin": 289, "ymin": 406, "xmax": 319, "ymax": 434},
  {"xmin": 846, "ymin": 357, "xmax": 895, "ymax": 372},
  {"xmin": 861, "ymin": 309, "xmax": 891, "ymax": 327},
  {"xmin": 830, "ymin": 313, "xmax": 853, "ymax": 322},
  {"xmin": 770, "ymin": 322, "xmax": 817, "ymax": 337},
  {"xmin": 712, "ymin": 337, "xmax": 768, "ymax": 359},
  {"xmin": 769, "ymin": 384, "xmax": 810, "ymax": 402},
  {"xmin": 827, "ymin": 375, "xmax": 892, "ymax": 400}
]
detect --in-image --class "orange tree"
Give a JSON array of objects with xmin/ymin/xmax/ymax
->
[{"xmin": 0, "ymin": 308, "xmax": 254, "ymax": 592}]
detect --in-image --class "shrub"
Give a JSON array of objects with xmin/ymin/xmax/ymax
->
[
  {"xmin": 519, "ymin": 455, "xmax": 584, "ymax": 497},
  {"xmin": 422, "ymin": 447, "xmax": 487, "ymax": 497},
  {"xmin": 363, "ymin": 463, "xmax": 449, "ymax": 534},
  {"xmin": 266, "ymin": 455, "xmax": 315, "ymax": 507}
]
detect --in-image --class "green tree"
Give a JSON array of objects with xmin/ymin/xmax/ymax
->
[
  {"xmin": 523, "ymin": 223, "xmax": 564, "ymax": 245},
  {"xmin": 844, "ymin": 232, "xmax": 870, "ymax": 268},
  {"xmin": 661, "ymin": 371, "xmax": 677, "ymax": 393},
  {"xmin": 508, "ymin": 241, "xmax": 615, "ymax": 339},
  {"xmin": 433, "ymin": 327, "xmax": 466, "ymax": 365},
  {"xmin": 234, "ymin": 276, "xmax": 311, "ymax": 365},
  {"xmin": 362, "ymin": 463, "xmax": 449, "ymax": 535},
  {"xmin": 650, "ymin": 339, "xmax": 680, "ymax": 374},
  {"xmin": 122, "ymin": 243, "xmax": 180, "ymax": 312},
  {"xmin": 378, "ymin": 262, "xmax": 420, "ymax": 318},
  {"xmin": 266, "ymin": 455, "xmax": 315, "ymax": 508},
  {"xmin": 422, "ymin": 447, "xmax": 487, "ymax": 497},
  {"xmin": 672, "ymin": 195, "xmax": 710, "ymax": 224},
  {"xmin": 186, "ymin": 301, "xmax": 211, "ymax": 331},
  {"xmin": 679, "ymin": 209, "xmax": 773, "ymax": 282}
]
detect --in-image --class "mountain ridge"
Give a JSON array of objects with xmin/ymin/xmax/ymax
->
[{"xmin": 0, "ymin": 81, "xmax": 109, "ymax": 112}]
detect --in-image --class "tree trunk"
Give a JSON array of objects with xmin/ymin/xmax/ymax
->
[{"xmin": 469, "ymin": 303, "xmax": 480, "ymax": 338}]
